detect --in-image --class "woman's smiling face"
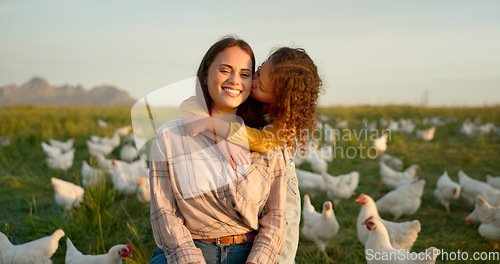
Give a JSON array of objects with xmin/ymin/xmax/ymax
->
[
  {"xmin": 206, "ymin": 46, "xmax": 253, "ymax": 115},
  {"xmin": 251, "ymin": 60, "xmax": 276, "ymax": 104}
]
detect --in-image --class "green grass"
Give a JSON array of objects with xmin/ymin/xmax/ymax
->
[{"xmin": 1, "ymin": 105, "xmax": 499, "ymax": 263}]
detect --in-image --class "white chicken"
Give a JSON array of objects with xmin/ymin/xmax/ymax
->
[
  {"xmin": 379, "ymin": 162, "xmax": 420, "ymax": 189},
  {"xmin": 373, "ymin": 133, "xmax": 388, "ymax": 153},
  {"xmin": 322, "ymin": 171, "xmax": 360, "ymax": 206},
  {"xmin": 379, "ymin": 118, "xmax": 389, "ymax": 128},
  {"xmin": 458, "ymin": 170, "xmax": 500, "ymax": 206},
  {"xmin": 376, "ymin": 179, "xmax": 426, "ymax": 220},
  {"xmin": 301, "ymin": 194, "xmax": 339, "ymax": 262},
  {"xmin": 91, "ymin": 130, "xmax": 121, "ymax": 147},
  {"xmin": 303, "ymin": 145, "xmax": 331, "ymax": 174},
  {"xmin": 81, "ymin": 160, "xmax": 105, "ymax": 188},
  {"xmin": 323, "ymin": 123, "xmax": 338, "ymax": 145},
  {"xmin": 477, "ymin": 122, "xmax": 495, "ymax": 136},
  {"xmin": 51, "ymin": 177, "xmax": 85, "ymax": 210},
  {"xmin": 120, "ymin": 143, "xmax": 138, "ymax": 162},
  {"xmin": 400, "ymin": 120, "xmax": 416, "ymax": 134},
  {"xmin": 106, "ymin": 131, "xmax": 121, "ymax": 150},
  {"xmin": 0, "ymin": 136, "xmax": 10, "ymax": 148},
  {"xmin": 319, "ymin": 145, "xmax": 334, "ymax": 162},
  {"xmin": 0, "ymin": 229, "xmax": 65, "ymax": 264},
  {"xmin": 397, "ymin": 176, "xmax": 420, "ymax": 188},
  {"xmin": 475, "ymin": 195, "xmax": 500, "ymax": 249},
  {"xmin": 87, "ymin": 140, "xmax": 115, "ymax": 157},
  {"xmin": 465, "ymin": 194, "xmax": 500, "ymax": 225},
  {"xmin": 379, "ymin": 153, "xmax": 403, "ymax": 171},
  {"xmin": 363, "ymin": 216, "xmax": 439, "ymax": 264},
  {"xmin": 114, "ymin": 125, "xmax": 132, "ymax": 137},
  {"xmin": 459, "ymin": 119, "xmax": 477, "ymax": 137},
  {"xmin": 97, "ymin": 119, "xmax": 108, "ymax": 128},
  {"xmin": 474, "ymin": 116, "xmax": 481, "ymax": 125},
  {"xmin": 356, "ymin": 194, "xmax": 421, "ymax": 250},
  {"xmin": 65, "ymin": 238, "xmax": 133, "ymax": 264},
  {"xmin": 294, "ymin": 140, "xmax": 318, "ymax": 167},
  {"xmin": 46, "ymin": 148, "xmax": 75, "ymax": 171},
  {"xmin": 365, "ymin": 120, "xmax": 377, "ymax": 131},
  {"xmin": 128, "ymin": 154, "xmax": 148, "ymax": 172},
  {"xmin": 431, "ymin": 116, "xmax": 445, "ymax": 127},
  {"xmin": 309, "ymin": 157, "xmax": 327, "ymax": 175},
  {"xmin": 386, "ymin": 120, "xmax": 399, "ymax": 132},
  {"xmin": 109, "ymin": 155, "xmax": 147, "ymax": 175},
  {"xmin": 136, "ymin": 175, "xmax": 150, "ymax": 203},
  {"xmin": 41, "ymin": 141, "xmax": 62, "ymax": 158},
  {"xmin": 415, "ymin": 126, "xmax": 436, "ymax": 141},
  {"xmin": 335, "ymin": 118, "xmax": 348, "ymax": 129},
  {"xmin": 95, "ymin": 153, "xmax": 113, "ymax": 171},
  {"xmin": 486, "ymin": 175, "xmax": 500, "ymax": 190},
  {"xmin": 111, "ymin": 159, "xmax": 146, "ymax": 195},
  {"xmin": 296, "ymin": 169, "xmax": 326, "ymax": 195},
  {"xmin": 48, "ymin": 138, "xmax": 75, "ymax": 152},
  {"xmin": 90, "ymin": 134, "xmax": 104, "ymax": 144},
  {"xmin": 433, "ymin": 170, "xmax": 461, "ymax": 213}
]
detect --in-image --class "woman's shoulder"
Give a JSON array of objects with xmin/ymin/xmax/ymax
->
[
  {"xmin": 152, "ymin": 119, "xmax": 189, "ymax": 145},
  {"xmin": 156, "ymin": 119, "xmax": 185, "ymax": 134}
]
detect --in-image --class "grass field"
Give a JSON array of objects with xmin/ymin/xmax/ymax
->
[{"xmin": 1, "ymin": 105, "xmax": 499, "ymax": 263}]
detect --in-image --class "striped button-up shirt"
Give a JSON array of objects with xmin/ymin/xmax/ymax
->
[{"xmin": 150, "ymin": 119, "xmax": 286, "ymax": 264}]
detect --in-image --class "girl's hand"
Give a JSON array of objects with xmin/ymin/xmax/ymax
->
[
  {"xmin": 217, "ymin": 139, "xmax": 250, "ymax": 166},
  {"xmin": 184, "ymin": 115, "xmax": 211, "ymax": 137}
]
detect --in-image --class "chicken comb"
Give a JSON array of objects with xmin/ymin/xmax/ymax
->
[
  {"xmin": 127, "ymin": 243, "xmax": 133, "ymax": 254},
  {"xmin": 120, "ymin": 243, "xmax": 133, "ymax": 258}
]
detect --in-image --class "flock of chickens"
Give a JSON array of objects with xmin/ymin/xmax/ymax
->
[
  {"xmin": 295, "ymin": 116, "xmax": 500, "ymax": 263},
  {"xmin": 1, "ymin": 121, "xmax": 146, "ymax": 264},
  {"xmin": 43, "ymin": 124, "xmax": 151, "ymax": 211},
  {"xmin": 0, "ymin": 227, "xmax": 132, "ymax": 264},
  {"xmin": 0, "ymin": 228, "xmax": 132, "ymax": 264},
  {"xmin": 2, "ymin": 115, "xmax": 500, "ymax": 264}
]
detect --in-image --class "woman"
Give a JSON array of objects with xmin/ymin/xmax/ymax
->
[
  {"xmin": 149, "ymin": 37, "xmax": 287, "ymax": 264},
  {"xmin": 180, "ymin": 46, "xmax": 322, "ymax": 264}
]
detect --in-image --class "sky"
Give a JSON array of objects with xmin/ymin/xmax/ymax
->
[{"xmin": 1, "ymin": 0, "xmax": 499, "ymax": 107}]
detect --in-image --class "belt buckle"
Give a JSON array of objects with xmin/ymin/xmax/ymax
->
[{"xmin": 215, "ymin": 235, "xmax": 237, "ymax": 246}]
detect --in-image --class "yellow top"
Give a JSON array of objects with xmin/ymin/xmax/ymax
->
[{"xmin": 179, "ymin": 96, "xmax": 277, "ymax": 152}]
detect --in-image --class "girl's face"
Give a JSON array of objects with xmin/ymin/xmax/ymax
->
[
  {"xmin": 251, "ymin": 60, "xmax": 276, "ymax": 104},
  {"xmin": 206, "ymin": 46, "xmax": 253, "ymax": 115}
]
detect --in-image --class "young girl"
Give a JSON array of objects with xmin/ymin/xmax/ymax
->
[{"xmin": 179, "ymin": 46, "xmax": 322, "ymax": 264}]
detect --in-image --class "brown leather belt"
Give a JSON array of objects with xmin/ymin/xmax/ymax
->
[{"xmin": 198, "ymin": 232, "xmax": 255, "ymax": 246}]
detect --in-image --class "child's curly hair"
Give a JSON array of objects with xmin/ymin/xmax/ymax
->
[
  {"xmin": 239, "ymin": 47, "xmax": 322, "ymax": 151},
  {"xmin": 268, "ymin": 47, "xmax": 322, "ymax": 151}
]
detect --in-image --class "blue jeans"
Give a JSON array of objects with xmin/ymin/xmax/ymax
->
[{"xmin": 149, "ymin": 240, "xmax": 252, "ymax": 264}]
